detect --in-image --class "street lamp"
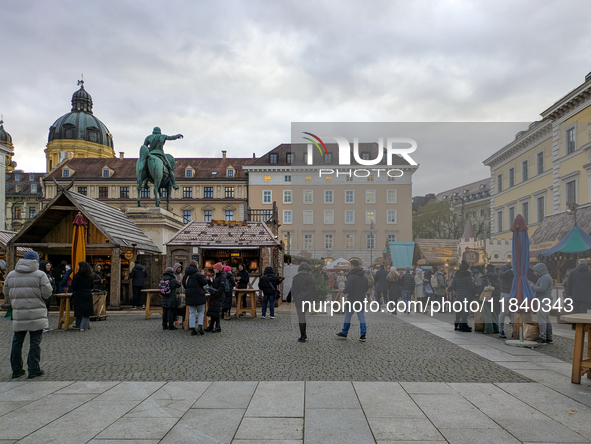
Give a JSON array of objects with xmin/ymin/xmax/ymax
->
[
  {"xmin": 449, "ymin": 194, "xmax": 466, "ymax": 233},
  {"xmin": 369, "ymin": 220, "xmax": 375, "ymax": 269}
]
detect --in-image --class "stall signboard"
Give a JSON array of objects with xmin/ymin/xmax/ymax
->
[{"xmin": 462, "ymin": 250, "xmax": 479, "ymax": 263}]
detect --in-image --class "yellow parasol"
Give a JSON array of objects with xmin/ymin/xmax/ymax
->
[{"xmin": 72, "ymin": 212, "xmax": 87, "ymax": 274}]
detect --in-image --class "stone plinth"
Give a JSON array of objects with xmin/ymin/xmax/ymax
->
[{"xmin": 123, "ymin": 206, "xmax": 184, "ymax": 253}]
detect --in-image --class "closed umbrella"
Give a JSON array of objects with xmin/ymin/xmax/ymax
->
[
  {"xmin": 509, "ymin": 214, "xmax": 535, "ymax": 307},
  {"xmin": 72, "ymin": 212, "xmax": 87, "ymax": 273}
]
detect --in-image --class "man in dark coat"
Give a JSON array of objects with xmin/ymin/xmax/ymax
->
[
  {"xmin": 566, "ymin": 259, "xmax": 591, "ymax": 314},
  {"xmin": 205, "ymin": 262, "xmax": 226, "ymax": 332},
  {"xmin": 129, "ymin": 261, "xmax": 148, "ymax": 309},
  {"xmin": 259, "ymin": 266, "xmax": 280, "ymax": 319},
  {"xmin": 183, "ymin": 260, "xmax": 208, "ymax": 335},
  {"xmin": 399, "ymin": 267, "xmax": 415, "ymax": 314},
  {"xmin": 335, "ymin": 260, "xmax": 368, "ymax": 341},
  {"xmin": 288, "ymin": 262, "xmax": 316, "ymax": 342},
  {"xmin": 449, "ymin": 260, "xmax": 477, "ymax": 332},
  {"xmin": 374, "ymin": 265, "xmax": 389, "ymax": 305}
]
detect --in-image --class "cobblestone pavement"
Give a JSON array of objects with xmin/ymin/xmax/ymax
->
[{"xmin": 0, "ymin": 313, "xmax": 531, "ymax": 383}]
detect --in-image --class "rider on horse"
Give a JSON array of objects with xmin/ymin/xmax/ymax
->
[{"xmin": 139, "ymin": 127, "xmax": 183, "ymax": 190}]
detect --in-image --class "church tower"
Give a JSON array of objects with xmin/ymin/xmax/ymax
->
[
  {"xmin": 0, "ymin": 117, "xmax": 15, "ymax": 173},
  {"xmin": 45, "ymin": 79, "xmax": 115, "ymax": 172}
]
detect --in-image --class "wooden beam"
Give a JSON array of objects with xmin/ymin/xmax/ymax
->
[
  {"xmin": 49, "ymin": 206, "xmax": 78, "ymax": 211},
  {"xmin": 10, "ymin": 243, "xmax": 114, "ymax": 248}
]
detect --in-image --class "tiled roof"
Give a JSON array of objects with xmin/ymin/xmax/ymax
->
[
  {"xmin": 5, "ymin": 172, "xmax": 44, "ymax": 194},
  {"xmin": 44, "ymin": 157, "xmax": 254, "ymax": 180},
  {"xmin": 0, "ymin": 230, "xmax": 31, "ymax": 252},
  {"xmin": 167, "ymin": 221, "xmax": 280, "ymax": 247},
  {"xmin": 435, "ymin": 178, "xmax": 491, "ymax": 202}
]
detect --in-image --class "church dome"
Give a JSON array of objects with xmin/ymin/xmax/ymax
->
[
  {"xmin": 0, "ymin": 119, "xmax": 12, "ymax": 145},
  {"xmin": 48, "ymin": 81, "xmax": 114, "ymax": 149}
]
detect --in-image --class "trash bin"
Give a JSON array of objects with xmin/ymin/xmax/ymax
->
[{"xmin": 91, "ymin": 291, "xmax": 107, "ymax": 321}]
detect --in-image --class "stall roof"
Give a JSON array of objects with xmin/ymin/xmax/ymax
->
[
  {"xmin": 530, "ymin": 205, "xmax": 591, "ymax": 255},
  {"xmin": 386, "ymin": 242, "xmax": 415, "ymax": 269},
  {"xmin": 0, "ymin": 230, "xmax": 30, "ymax": 253},
  {"xmin": 9, "ymin": 189, "xmax": 161, "ymax": 253},
  {"xmin": 167, "ymin": 220, "xmax": 280, "ymax": 247},
  {"xmin": 414, "ymin": 239, "xmax": 459, "ymax": 265}
]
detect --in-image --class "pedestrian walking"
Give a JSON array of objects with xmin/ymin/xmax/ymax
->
[
  {"xmin": 386, "ymin": 267, "xmax": 400, "ymax": 314},
  {"xmin": 374, "ymin": 265, "xmax": 389, "ymax": 305},
  {"xmin": 335, "ymin": 260, "xmax": 368, "ymax": 341},
  {"xmin": 532, "ymin": 262, "xmax": 553, "ymax": 344},
  {"xmin": 288, "ymin": 262, "xmax": 316, "ymax": 342},
  {"xmin": 4, "ymin": 250, "xmax": 53, "ymax": 379},
  {"xmin": 449, "ymin": 260, "xmax": 477, "ymax": 332},
  {"xmin": 205, "ymin": 262, "xmax": 226, "ymax": 332},
  {"xmin": 259, "ymin": 266, "xmax": 279, "ymax": 319},
  {"xmin": 566, "ymin": 259, "xmax": 591, "ymax": 314},
  {"xmin": 129, "ymin": 260, "xmax": 148, "ymax": 309},
  {"xmin": 222, "ymin": 265, "xmax": 236, "ymax": 320},
  {"xmin": 183, "ymin": 260, "xmax": 207, "ymax": 336},
  {"xmin": 399, "ymin": 267, "xmax": 415, "ymax": 313},
  {"xmin": 160, "ymin": 267, "xmax": 181, "ymax": 330},
  {"xmin": 71, "ymin": 261, "xmax": 94, "ymax": 332}
]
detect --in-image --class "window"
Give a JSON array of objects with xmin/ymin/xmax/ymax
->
[
  {"xmin": 366, "ymin": 210, "xmax": 375, "ymax": 224},
  {"xmin": 31, "ymin": 184, "xmax": 38, "ymax": 193},
  {"xmin": 183, "ymin": 187, "xmax": 193, "ymax": 198},
  {"xmin": 367, "ymin": 175, "xmax": 374, "ymax": 182},
  {"xmin": 304, "ymin": 190, "xmax": 313, "ymax": 204},
  {"xmin": 387, "ymin": 190, "xmax": 397, "ymax": 204},
  {"xmin": 345, "ymin": 234, "xmax": 355, "ymax": 249},
  {"xmin": 89, "ymin": 131, "xmax": 98, "ymax": 142},
  {"xmin": 323, "ymin": 153, "xmax": 332, "ymax": 163},
  {"xmin": 566, "ymin": 180, "xmax": 577, "ymax": 204},
  {"xmin": 263, "ymin": 190, "xmax": 272, "ymax": 204},
  {"xmin": 366, "ymin": 233, "xmax": 375, "ymax": 249},
  {"xmin": 325, "ymin": 175, "xmax": 332, "ymax": 182},
  {"xmin": 497, "ymin": 211, "xmax": 503, "ymax": 232},
  {"xmin": 387, "ymin": 234, "xmax": 396, "ymax": 243},
  {"xmin": 508, "ymin": 207, "xmax": 515, "ymax": 226},
  {"xmin": 204, "ymin": 210, "xmax": 213, "ymax": 222},
  {"xmin": 345, "ymin": 210, "xmax": 355, "ymax": 224},
  {"xmin": 365, "ymin": 190, "xmax": 376, "ymax": 203},
  {"xmin": 497, "ymin": 174, "xmax": 503, "ymax": 193},
  {"xmin": 227, "ymin": 169, "xmax": 234, "ymax": 177},
  {"xmin": 566, "ymin": 127, "xmax": 576, "ymax": 154},
  {"xmin": 285, "ymin": 175, "xmax": 291, "ymax": 182},
  {"xmin": 509, "ymin": 168, "xmax": 514, "ymax": 187},
  {"xmin": 120, "ymin": 187, "xmax": 129, "ymax": 198},
  {"xmin": 183, "ymin": 210, "xmax": 192, "ymax": 224},
  {"xmin": 522, "ymin": 160, "xmax": 528, "ymax": 182},
  {"xmin": 264, "ymin": 175, "xmax": 271, "ymax": 182},
  {"xmin": 304, "ymin": 234, "xmax": 313, "ymax": 249},
  {"xmin": 283, "ymin": 233, "xmax": 292, "ymax": 250},
  {"xmin": 388, "ymin": 175, "xmax": 395, "ymax": 182},
  {"xmin": 225, "ymin": 187, "xmax": 234, "ymax": 198},
  {"xmin": 286, "ymin": 152, "xmax": 293, "ymax": 164},
  {"xmin": 185, "ymin": 169, "xmax": 193, "ymax": 177},
  {"xmin": 269, "ymin": 153, "xmax": 278, "ymax": 164},
  {"xmin": 480, "ymin": 209, "xmax": 485, "ymax": 217},
  {"xmin": 211, "ymin": 172, "xmax": 217, "ymax": 176},
  {"xmin": 346, "ymin": 176, "xmax": 354, "ymax": 182},
  {"xmin": 361, "ymin": 152, "xmax": 370, "ymax": 160},
  {"xmin": 141, "ymin": 187, "xmax": 150, "ymax": 198},
  {"xmin": 305, "ymin": 175, "xmax": 312, "ymax": 182},
  {"xmin": 345, "ymin": 190, "xmax": 354, "ymax": 204},
  {"xmin": 77, "ymin": 186, "xmax": 87, "ymax": 196},
  {"xmin": 324, "ymin": 210, "xmax": 334, "ymax": 224},
  {"xmin": 204, "ymin": 187, "xmax": 213, "ymax": 198},
  {"xmin": 49, "ymin": 160, "xmax": 53, "ymax": 170},
  {"xmin": 29, "ymin": 208, "xmax": 36, "ymax": 219},
  {"xmin": 102, "ymin": 169, "xmax": 110, "ymax": 178},
  {"xmin": 283, "ymin": 190, "xmax": 292, "ymax": 204},
  {"xmin": 283, "ymin": 210, "xmax": 292, "ymax": 224},
  {"xmin": 14, "ymin": 206, "xmax": 22, "ymax": 219},
  {"xmin": 537, "ymin": 151, "xmax": 544, "ymax": 175},
  {"xmin": 522, "ymin": 202, "xmax": 529, "ymax": 225},
  {"xmin": 303, "ymin": 210, "xmax": 313, "ymax": 224},
  {"xmin": 29, "ymin": 174, "xmax": 35, "ymax": 181},
  {"xmin": 324, "ymin": 190, "xmax": 333, "ymax": 204},
  {"xmin": 537, "ymin": 196, "xmax": 545, "ymax": 223},
  {"xmin": 387, "ymin": 210, "xmax": 397, "ymax": 224},
  {"xmin": 62, "ymin": 169, "xmax": 70, "ymax": 177},
  {"xmin": 99, "ymin": 186, "xmax": 108, "ymax": 198},
  {"xmin": 324, "ymin": 234, "xmax": 334, "ymax": 249},
  {"xmin": 225, "ymin": 210, "xmax": 234, "ymax": 221}
]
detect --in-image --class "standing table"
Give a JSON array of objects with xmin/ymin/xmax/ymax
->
[
  {"xmin": 183, "ymin": 295, "xmax": 210, "ymax": 331},
  {"xmin": 561, "ymin": 313, "xmax": 591, "ymax": 384},
  {"xmin": 56, "ymin": 293, "xmax": 75, "ymax": 331},
  {"xmin": 235, "ymin": 289, "xmax": 259, "ymax": 319},
  {"xmin": 142, "ymin": 289, "xmax": 163, "ymax": 320}
]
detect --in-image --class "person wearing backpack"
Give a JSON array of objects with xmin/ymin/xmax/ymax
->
[
  {"xmin": 182, "ymin": 260, "xmax": 208, "ymax": 336},
  {"xmin": 259, "ymin": 266, "xmax": 280, "ymax": 319},
  {"xmin": 160, "ymin": 267, "xmax": 181, "ymax": 331},
  {"xmin": 222, "ymin": 265, "xmax": 236, "ymax": 320},
  {"xmin": 205, "ymin": 262, "xmax": 226, "ymax": 332}
]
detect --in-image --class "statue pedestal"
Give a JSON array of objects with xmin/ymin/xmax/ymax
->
[{"xmin": 123, "ymin": 206, "xmax": 184, "ymax": 253}]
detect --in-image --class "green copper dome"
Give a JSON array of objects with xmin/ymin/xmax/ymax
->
[
  {"xmin": 48, "ymin": 81, "xmax": 114, "ymax": 149},
  {"xmin": 0, "ymin": 119, "xmax": 12, "ymax": 144}
]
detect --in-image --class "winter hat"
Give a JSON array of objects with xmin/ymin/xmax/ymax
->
[
  {"xmin": 459, "ymin": 260, "xmax": 470, "ymax": 271},
  {"xmin": 224, "ymin": 265, "xmax": 231, "ymax": 272},
  {"xmin": 213, "ymin": 262, "xmax": 224, "ymax": 271},
  {"xmin": 165, "ymin": 267, "xmax": 174, "ymax": 273},
  {"xmin": 350, "ymin": 259, "xmax": 360, "ymax": 267},
  {"xmin": 298, "ymin": 262, "xmax": 311, "ymax": 272},
  {"xmin": 24, "ymin": 251, "xmax": 40, "ymax": 261},
  {"xmin": 405, "ymin": 266, "xmax": 412, "ymax": 272},
  {"xmin": 486, "ymin": 264, "xmax": 495, "ymax": 272},
  {"xmin": 416, "ymin": 268, "xmax": 423, "ymax": 274}
]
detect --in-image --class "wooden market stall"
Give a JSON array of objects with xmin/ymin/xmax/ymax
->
[
  {"xmin": 413, "ymin": 238, "xmax": 459, "ymax": 270},
  {"xmin": 6, "ymin": 188, "xmax": 161, "ymax": 309}
]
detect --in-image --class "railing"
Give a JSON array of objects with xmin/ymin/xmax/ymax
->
[{"xmin": 246, "ymin": 202, "xmax": 279, "ymax": 234}]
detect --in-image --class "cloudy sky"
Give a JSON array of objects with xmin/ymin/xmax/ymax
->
[{"xmin": 2, "ymin": 0, "xmax": 591, "ymax": 195}]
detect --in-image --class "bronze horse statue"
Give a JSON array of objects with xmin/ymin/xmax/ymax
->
[{"xmin": 136, "ymin": 145, "xmax": 177, "ymax": 210}]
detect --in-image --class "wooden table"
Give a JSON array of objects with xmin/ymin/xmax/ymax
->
[
  {"xmin": 56, "ymin": 293, "xmax": 76, "ymax": 331},
  {"xmin": 142, "ymin": 289, "xmax": 163, "ymax": 320},
  {"xmin": 183, "ymin": 295, "xmax": 210, "ymax": 331},
  {"xmin": 235, "ymin": 289, "xmax": 259, "ymax": 319},
  {"xmin": 562, "ymin": 313, "xmax": 591, "ymax": 384}
]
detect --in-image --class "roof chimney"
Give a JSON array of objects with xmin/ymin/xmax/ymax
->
[
  {"xmin": 222, "ymin": 150, "xmax": 227, "ymax": 159},
  {"xmin": 119, "ymin": 152, "xmax": 125, "ymax": 160},
  {"xmin": 253, "ymin": 152, "xmax": 256, "ymax": 159}
]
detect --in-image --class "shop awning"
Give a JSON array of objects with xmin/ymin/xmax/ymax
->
[
  {"xmin": 387, "ymin": 241, "xmax": 415, "ymax": 269},
  {"xmin": 538, "ymin": 225, "xmax": 591, "ymax": 260}
]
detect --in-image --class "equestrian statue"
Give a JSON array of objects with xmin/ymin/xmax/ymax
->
[{"xmin": 136, "ymin": 127, "xmax": 183, "ymax": 210}]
